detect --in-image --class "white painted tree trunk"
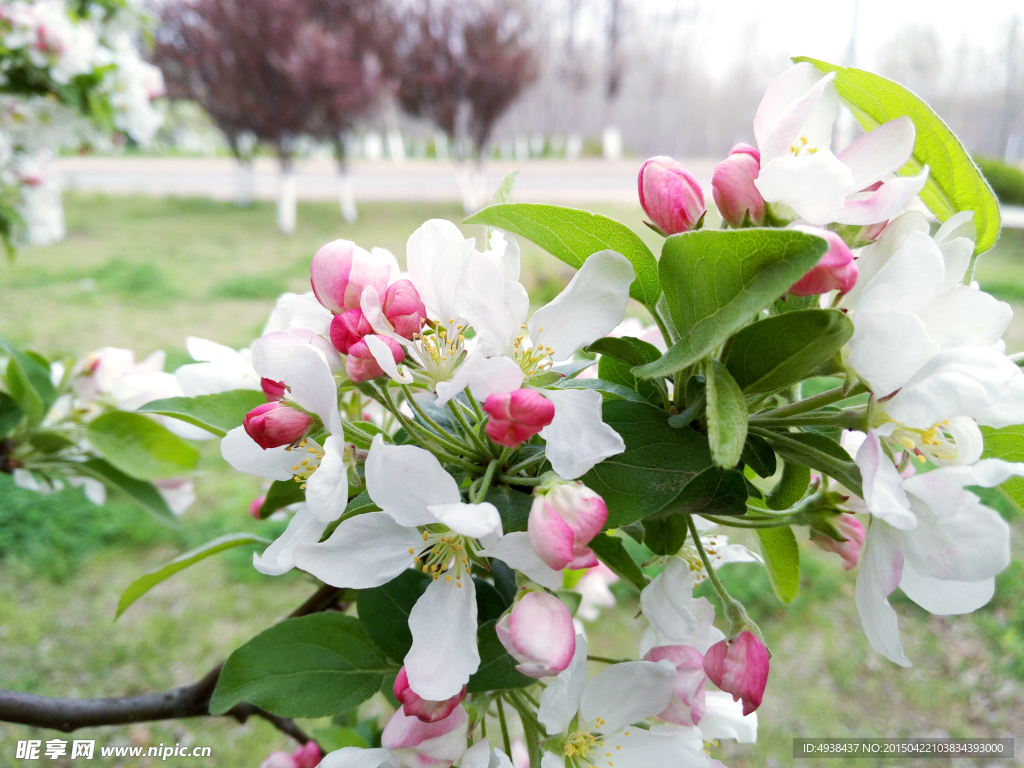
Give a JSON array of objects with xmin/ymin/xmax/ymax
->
[
  {"xmin": 339, "ymin": 170, "xmax": 358, "ymax": 223},
  {"xmin": 22, "ymin": 176, "xmax": 65, "ymax": 246},
  {"xmin": 455, "ymin": 164, "xmax": 488, "ymax": 214},
  {"xmin": 277, "ymin": 169, "xmax": 297, "ymax": 235},
  {"xmin": 234, "ymin": 159, "xmax": 254, "ymax": 207}
]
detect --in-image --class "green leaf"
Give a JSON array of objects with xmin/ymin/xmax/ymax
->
[
  {"xmin": 357, "ymin": 570, "xmax": 429, "ymax": 662},
  {"xmin": 556, "ymin": 589, "xmax": 583, "ymax": 615},
  {"xmin": 485, "ymin": 484, "xmax": 534, "ymax": 533},
  {"xmin": 741, "ymin": 434, "xmax": 777, "ymax": 478},
  {"xmin": 634, "ymin": 230, "xmax": 829, "ymax": 379},
  {"xmin": 766, "ymin": 461, "xmax": 811, "ymax": 511},
  {"xmin": 0, "ymin": 391, "xmax": 24, "ymax": 437},
  {"xmin": 657, "ymin": 466, "xmax": 749, "ymax": 517},
  {"xmin": 980, "ymin": 425, "xmax": 1024, "ymax": 508},
  {"xmin": 474, "ymin": 577, "xmax": 511, "ymax": 624},
  {"xmin": 314, "ymin": 726, "xmax": 369, "ymax": 752},
  {"xmin": 78, "ymin": 458, "xmax": 177, "ymax": 521},
  {"xmin": 491, "ymin": 170, "xmax": 518, "ymax": 205},
  {"xmin": 464, "ymin": 203, "xmax": 661, "ymax": 308},
  {"xmin": 137, "ymin": 389, "xmax": 268, "ymax": 437},
  {"xmin": 725, "ymin": 310, "xmax": 854, "ymax": 394},
  {"xmin": 794, "ymin": 57, "xmax": 1000, "ymax": 255},
  {"xmin": 467, "ymin": 619, "xmax": 533, "ymax": 693},
  {"xmin": 752, "ymin": 428, "xmax": 862, "ymax": 496},
  {"xmin": 552, "ymin": 376, "xmax": 649, "ymax": 403},
  {"xmin": 587, "ymin": 533, "xmax": 647, "ymax": 591},
  {"xmin": 0, "ymin": 337, "xmax": 56, "ymax": 426},
  {"xmin": 117, "ymin": 533, "xmax": 269, "ymax": 617},
  {"xmin": 210, "ymin": 614, "xmax": 397, "ymax": 717},
  {"xmin": 756, "ymin": 526, "xmax": 800, "ymax": 604},
  {"xmin": 706, "ymin": 360, "xmax": 747, "ymax": 468},
  {"xmin": 585, "ymin": 336, "xmax": 663, "ymax": 368},
  {"xmin": 582, "ymin": 401, "xmax": 714, "ymax": 528},
  {"xmin": 259, "ymin": 479, "xmax": 306, "ymax": 518},
  {"xmin": 642, "ymin": 514, "xmax": 689, "ymax": 556},
  {"xmin": 86, "ymin": 411, "xmax": 200, "ymax": 480}
]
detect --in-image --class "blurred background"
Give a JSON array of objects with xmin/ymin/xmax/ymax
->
[{"xmin": 2, "ymin": 0, "xmax": 1024, "ymax": 765}]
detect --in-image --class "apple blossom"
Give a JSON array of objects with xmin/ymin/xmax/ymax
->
[
  {"xmin": 310, "ymin": 239, "xmax": 399, "ymax": 314},
  {"xmin": 394, "ymin": 666, "xmax": 467, "ymax": 723},
  {"xmin": 483, "ymin": 388, "xmax": 556, "ymax": 447},
  {"xmin": 243, "ymin": 401, "xmax": 312, "ymax": 449},
  {"xmin": 382, "ymin": 279, "xmax": 428, "ymax": 339},
  {"xmin": 174, "ymin": 336, "xmax": 261, "ymax": 396},
  {"xmin": 382, "ymin": 704, "xmax": 468, "ymax": 768},
  {"xmin": 638, "ymin": 155, "xmax": 706, "ymax": 235},
  {"xmin": 346, "ymin": 335, "xmax": 405, "ymax": 382},
  {"xmin": 712, "ymin": 144, "xmax": 764, "ymax": 227},
  {"xmin": 248, "ymin": 494, "xmax": 266, "ymax": 519},
  {"xmin": 528, "ymin": 478, "xmax": 608, "ymax": 571},
  {"xmin": 788, "ymin": 227, "xmax": 857, "ymax": 296},
  {"xmin": 644, "ymin": 644, "xmax": 707, "ymax": 726},
  {"xmin": 260, "ymin": 741, "xmax": 323, "ymax": 768},
  {"xmin": 810, "ymin": 513, "xmax": 865, "ymax": 570},
  {"xmin": 702, "ymin": 631, "xmax": 770, "ymax": 716},
  {"xmin": 495, "ymin": 591, "xmax": 577, "ymax": 677}
]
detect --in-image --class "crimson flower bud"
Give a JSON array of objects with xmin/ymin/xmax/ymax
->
[
  {"xmin": 345, "ymin": 335, "xmax": 405, "ymax": 382},
  {"xmin": 248, "ymin": 494, "xmax": 266, "ymax": 519},
  {"xmin": 310, "ymin": 239, "xmax": 394, "ymax": 314},
  {"xmin": 482, "ymin": 388, "xmax": 555, "ymax": 448},
  {"xmin": 394, "ymin": 666, "xmax": 467, "ymax": 723},
  {"xmin": 638, "ymin": 155, "xmax": 706, "ymax": 235},
  {"xmin": 712, "ymin": 144, "xmax": 765, "ymax": 227},
  {"xmin": 383, "ymin": 279, "xmax": 427, "ymax": 339},
  {"xmin": 811, "ymin": 514, "xmax": 865, "ymax": 570},
  {"xmin": 528, "ymin": 479, "xmax": 608, "ymax": 571},
  {"xmin": 330, "ymin": 308, "xmax": 373, "ymax": 355},
  {"xmin": 495, "ymin": 591, "xmax": 577, "ymax": 678},
  {"xmin": 261, "ymin": 378, "xmax": 286, "ymax": 401},
  {"xmin": 703, "ymin": 630, "xmax": 770, "ymax": 716},
  {"xmin": 789, "ymin": 227, "xmax": 858, "ymax": 296},
  {"xmin": 243, "ymin": 402, "xmax": 312, "ymax": 449}
]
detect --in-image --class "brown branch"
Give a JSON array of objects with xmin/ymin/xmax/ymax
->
[{"xmin": 0, "ymin": 585, "xmax": 347, "ymax": 741}]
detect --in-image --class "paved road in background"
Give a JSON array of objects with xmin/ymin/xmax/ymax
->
[{"xmin": 54, "ymin": 156, "xmax": 1024, "ymax": 227}]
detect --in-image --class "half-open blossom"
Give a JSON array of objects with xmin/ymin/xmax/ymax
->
[
  {"xmin": 483, "ymin": 388, "xmax": 555, "ymax": 447},
  {"xmin": 394, "ymin": 666, "xmax": 467, "ymax": 723},
  {"xmin": 382, "ymin": 279, "xmax": 428, "ymax": 339},
  {"xmin": 330, "ymin": 309, "xmax": 373, "ymax": 355},
  {"xmin": 261, "ymin": 378, "xmax": 286, "ymax": 401},
  {"xmin": 310, "ymin": 239, "xmax": 398, "ymax": 314},
  {"xmin": 382, "ymin": 704, "xmax": 469, "ymax": 768},
  {"xmin": 528, "ymin": 479, "xmax": 607, "ymax": 570},
  {"xmin": 811, "ymin": 513, "xmax": 865, "ymax": 570},
  {"xmin": 712, "ymin": 144, "xmax": 764, "ymax": 227},
  {"xmin": 703, "ymin": 631, "xmax": 770, "ymax": 716},
  {"xmin": 644, "ymin": 645, "xmax": 707, "ymax": 726},
  {"xmin": 638, "ymin": 155, "xmax": 706, "ymax": 235},
  {"xmin": 495, "ymin": 591, "xmax": 577, "ymax": 677},
  {"xmin": 346, "ymin": 335, "xmax": 405, "ymax": 382},
  {"xmin": 243, "ymin": 401, "xmax": 312, "ymax": 449},
  {"xmin": 788, "ymin": 227, "xmax": 857, "ymax": 296}
]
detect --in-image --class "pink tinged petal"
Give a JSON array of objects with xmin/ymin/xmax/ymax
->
[
  {"xmin": 243, "ymin": 402, "xmax": 312, "ymax": 449},
  {"xmin": 644, "ymin": 645, "xmax": 707, "ymax": 726},
  {"xmin": 566, "ymin": 544, "xmax": 599, "ymax": 570},
  {"xmin": 384, "ymin": 279, "xmax": 428, "ymax": 339},
  {"xmin": 528, "ymin": 250, "xmax": 636, "ymax": 361},
  {"xmin": 262, "ymin": 378, "xmax": 286, "ymax": 401},
  {"xmin": 528, "ymin": 495, "xmax": 577, "ymax": 570},
  {"xmin": 854, "ymin": 431, "xmax": 916, "ymax": 530},
  {"xmin": 290, "ymin": 512, "xmax": 423, "ymax": 588},
  {"xmin": 755, "ymin": 152, "xmax": 853, "ymax": 225},
  {"xmin": 249, "ymin": 494, "xmax": 267, "ymax": 518},
  {"xmin": 753, "ymin": 63, "xmax": 833, "ymax": 157},
  {"xmin": 317, "ymin": 747, "xmax": 388, "ymax": 768},
  {"xmin": 835, "ymin": 166, "xmax": 929, "ymax": 226},
  {"xmin": 253, "ymin": 506, "xmax": 330, "ymax": 576},
  {"xmin": 579, "ymin": 659, "xmax": 678, "ymax": 733},
  {"xmin": 899, "ymin": 563, "xmax": 995, "ymax": 615},
  {"xmin": 497, "ymin": 591, "xmax": 577, "ymax": 678},
  {"xmin": 638, "ymin": 156, "xmax": 706, "ymax": 234},
  {"xmin": 539, "ymin": 388, "xmax": 625, "ymax": 479},
  {"xmin": 346, "ymin": 335, "xmax": 406, "ymax": 383},
  {"xmin": 702, "ymin": 631, "xmax": 769, "ymax": 716},
  {"xmin": 310, "ymin": 239, "xmax": 356, "ymax": 313},
  {"xmin": 292, "ymin": 742, "xmax": 323, "ymax": 768},
  {"xmin": 837, "ymin": 116, "xmax": 917, "ymax": 190},
  {"xmin": 331, "ymin": 309, "xmax": 374, "ymax": 354},
  {"xmin": 712, "ymin": 150, "xmax": 765, "ymax": 227},
  {"xmin": 484, "ymin": 389, "xmax": 555, "ymax": 447},
  {"xmin": 811, "ymin": 514, "xmax": 865, "ymax": 570},
  {"xmin": 305, "ymin": 435, "xmax": 349, "ymax": 522},
  {"xmin": 788, "ymin": 227, "xmax": 857, "ymax": 296},
  {"xmin": 394, "ymin": 666, "xmax": 467, "ymax": 723},
  {"xmin": 483, "ymin": 532, "xmax": 564, "ymax": 591},
  {"xmin": 854, "ymin": 521, "xmax": 910, "ymax": 667},
  {"xmin": 382, "ymin": 705, "xmax": 469, "ymax": 768},
  {"xmin": 538, "ymin": 634, "xmax": 588, "ymax": 734},
  {"xmin": 699, "ymin": 691, "xmax": 759, "ymax": 743},
  {"xmin": 286, "ymin": 344, "xmax": 344, "ymax": 437},
  {"xmin": 259, "ymin": 752, "xmax": 296, "ymax": 768},
  {"xmin": 366, "ymin": 435, "xmax": 461, "ymax": 526},
  {"xmin": 221, "ymin": 426, "xmax": 299, "ymax": 481},
  {"xmin": 406, "ymin": 578, "xmax": 480, "ymax": 701}
]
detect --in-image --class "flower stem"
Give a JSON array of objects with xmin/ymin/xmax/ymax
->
[
  {"xmin": 587, "ymin": 655, "xmax": 631, "ymax": 664},
  {"xmin": 749, "ymin": 406, "xmax": 867, "ymax": 430},
  {"xmin": 447, "ymin": 398, "xmax": 492, "ymax": 456},
  {"xmin": 686, "ymin": 514, "xmax": 739, "ymax": 613},
  {"xmin": 378, "ymin": 384, "xmax": 480, "ymax": 461},
  {"xmin": 504, "ymin": 451, "xmax": 547, "ymax": 477},
  {"xmin": 757, "ymin": 382, "xmax": 867, "ymax": 419},
  {"xmin": 496, "ymin": 695, "xmax": 512, "ymax": 757},
  {"xmin": 499, "ymin": 474, "xmax": 544, "ymax": 486},
  {"xmin": 475, "ymin": 459, "xmax": 501, "ymax": 503}
]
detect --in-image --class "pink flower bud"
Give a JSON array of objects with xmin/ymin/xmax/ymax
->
[
  {"xmin": 703, "ymin": 630, "xmax": 770, "ymax": 716},
  {"xmin": 345, "ymin": 335, "xmax": 405, "ymax": 382},
  {"xmin": 483, "ymin": 389, "xmax": 555, "ymax": 448},
  {"xmin": 243, "ymin": 402, "xmax": 312, "ymax": 449},
  {"xmin": 644, "ymin": 645, "xmax": 707, "ymax": 726},
  {"xmin": 528, "ymin": 480, "xmax": 607, "ymax": 571},
  {"xmin": 330, "ymin": 309, "xmax": 373, "ymax": 355},
  {"xmin": 638, "ymin": 156, "xmax": 706, "ymax": 235},
  {"xmin": 310, "ymin": 239, "xmax": 394, "ymax": 314},
  {"xmin": 511, "ymin": 740, "xmax": 529, "ymax": 768},
  {"xmin": 811, "ymin": 514, "xmax": 865, "ymax": 571},
  {"xmin": 249, "ymin": 494, "xmax": 266, "ymax": 519},
  {"xmin": 394, "ymin": 666, "xmax": 467, "ymax": 723},
  {"xmin": 381, "ymin": 703, "xmax": 468, "ymax": 768},
  {"xmin": 712, "ymin": 144, "xmax": 765, "ymax": 227},
  {"xmin": 789, "ymin": 227, "xmax": 858, "ymax": 296},
  {"xmin": 495, "ymin": 591, "xmax": 577, "ymax": 678},
  {"xmin": 383, "ymin": 279, "xmax": 428, "ymax": 339},
  {"xmin": 261, "ymin": 378, "xmax": 286, "ymax": 401},
  {"xmin": 291, "ymin": 742, "xmax": 323, "ymax": 768}
]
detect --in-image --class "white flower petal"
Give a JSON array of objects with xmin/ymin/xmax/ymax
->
[
  {"xmin": 538, "ymin": 633, "xmax": 589, "ymax": 734},
  {"xmin": 254, "ymin": 505, "xmax": 330, "ymax": 576},
  {"xmin": 220, "ymin": 426, "xmax": 296, "ymax": 481},
  {"xmin": 854, "ymin": 431, "xmax": 916, "ymax": 529},
  {"xmin": 899, "ymin": 564, "xmax": 994, "ymax": 615},
  {"xmin": 427, "ymin": 501, "xmax": 503, "ymax": 542},
  {"xmin": 318, "ymin": 747, "xmax": 388, "ymax": 768},
  {"xmin": 755, "ymin": 65, "xmax": 836, "ymax": 162},
  {"xmin": 459, "ymin": 251, "xmax": 521, "ymax": 357},
  {"xmin": 541, "ymin": 754, "xmax": 567, "ymax": 768},
  {"xmin": 699, "ymin": 692, "xmax": 759, "ymax": 743},
  {"xmin": 854, "ymin": 521, "xmax": 910, "ymax": 667},
  {"xmin": 639, "ymin": 558, "xmax": 722, "ymax": 655},
  {"xmin": 468, "ymin": 356, "xmax": 524, "ymax": 402},
  {"xmin": 407, "ymin": 219, "xmax": 474, "ymax": 322},
  {"xmin": 835, "ymin": 166, "xmax": 929, "ymax": 226},
  {"xmin": 539, "ymin": 388, "xmax": 625, "ymax": 480},
  {"xmin": 364, "ymin": 334, "xmax": 415, "ymax": 385},
  {"xmin": 528, "ymin": 251, "xmax": 635, "ymax": 362},
  {"xmin": 579, "ymin": 660, "xmax": 676, "ymax": 733},
  {"xmin": 848, "ymin": 311, "xmax": 939, "ymax": 397},
  {"xmin": 290, "ymin": 512, "xmax": 422, "ymax": 588},
  {"xmin": 460, "ymin": 741, "xmax": 493, "ymax": 768},
  {"xmin": 366, "ymin": 435, "xmax": 461, "ymax": 527},
  {"xmin": 755, "ymin": 152, "xmax": 852, "ymax": 225},
  {"xmin": 917, "ymin": 286, "xmax": 1011, "ymax": 350},
  {"xmin": 841, "ymin": 211, "xmax": 931, "ymax": 309},
  {"xmin": 837, "ymin": 117, "xmax": 916, "ymax": 191},
  {"xmin": 406, "ymin": 576, "xmax": 479, "ymax": 700},
  {"xmin": 286, "ymin": 344, "xmax": 343, "ymax": 436},
  {"xmin": 484, "ymin": 532, "xmax": 564, "ymax": 591},
  {"xmin": 305, "ymin": 435, "xmax": 350, "ymax": 522},
  {"xmin": 262, "ymin": 292, "xmax": 333, "ymax": 336},
  {"xmin": 600, "ymin": 726, "xmax": 708, "ymax": 768},
  {"xmin": 252, "ymin": 328, "xmax": 337, "ymax": 381}
]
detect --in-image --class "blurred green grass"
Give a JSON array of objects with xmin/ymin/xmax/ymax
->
[{"xmin": 1, "ymin": 195, "xmax": 1023, "ymax": 766}]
